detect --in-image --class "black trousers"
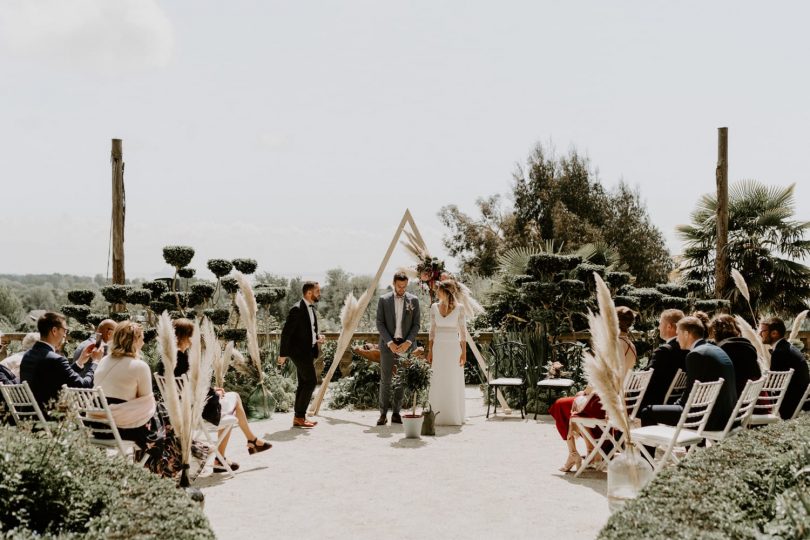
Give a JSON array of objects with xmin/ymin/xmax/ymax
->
[{"xmin": 291, "ymin": 350, "xmax": 317, "ymax": 418}]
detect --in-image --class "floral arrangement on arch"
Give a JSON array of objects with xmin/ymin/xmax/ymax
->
[{"xmin": 416, "ymin": 256, "xmax": 446, "ymax": 302}]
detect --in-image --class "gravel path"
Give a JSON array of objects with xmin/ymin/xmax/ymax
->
[{"xmin": 198, "ymin": 386, "xmax": 610, "ymax": 540}]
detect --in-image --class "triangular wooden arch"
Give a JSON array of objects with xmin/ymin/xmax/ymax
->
[{"xmin": 310, "ymin": 209, "xmax": 511, "ymax": 415}]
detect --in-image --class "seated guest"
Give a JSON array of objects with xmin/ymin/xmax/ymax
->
[
  {"xmin": 94, "ymin": 321, "xmax": 200, "ymax": 479},
  {"xmin": 1, "ymin": 332, "xmax": 39, "ymax": 382},
  {"xmin": 639, "ymin": 313, "xmax": 736, "ymax": 431},
  {"xmin": 711, "ymin": 314, "xmax": 761, "ymax": 398},
  {"xmin": 20, "ymin": 312, "xmax": 101, "ymax": 413},
  {"xmin": 73, "ymin": 319, "xmax": 117, "ymax": 362},
  {"xmin": 157, "ymin": 319, "xmax": 271, "ymax": 473},
  {"xmin": 639, "ymin": 309, "xmax": 687, "ymax": 409},
  {"xmin": 550, "ymin": 306, "xmax": 637, "ymax": 473},
  {"xmin": 760, "ymin": 317, "xmax": 810, "ymax": 418}
]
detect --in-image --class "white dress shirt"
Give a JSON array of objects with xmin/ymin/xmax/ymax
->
[
  {"xmin": 394, "ymin": 294, "xmax": 404, "ymax": 340},
  {"xmin": 303, "ymin": 298, "xmax": 317, "ymax": 345}
]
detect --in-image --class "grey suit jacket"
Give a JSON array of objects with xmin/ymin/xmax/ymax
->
[{"xmin": 376, "ymin": 292, "xmax": 420, "ymax": 359}]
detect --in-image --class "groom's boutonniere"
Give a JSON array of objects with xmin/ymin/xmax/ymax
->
[{"xmin": 405, "ymin": 299, "xmax": 414, "ymax": 313}]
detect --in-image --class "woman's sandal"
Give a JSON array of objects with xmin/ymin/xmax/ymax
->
[
  {"xmin": 213, "ymin": 458, "xmax": 240, "ymax": 473},
  {"xmin": 247, "ymin": 437, "xmax": 272, "ymax": 455}
]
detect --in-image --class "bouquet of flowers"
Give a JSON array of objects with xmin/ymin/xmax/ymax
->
[{"xmin": 416, "ymin": 256, "xmax": 446, "ymax": 302}]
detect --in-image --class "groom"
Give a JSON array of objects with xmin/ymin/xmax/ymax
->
[{"xmin": 375, "ymin": 272, "xmax": 421, "ymax": 426}]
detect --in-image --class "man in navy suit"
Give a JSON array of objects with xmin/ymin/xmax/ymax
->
[
  {"xmin": 760, "ymin": 317, "xmax": 810, "ymax": 419},
  {"xmin": 639, "ymin": 315, "xmax": 736, "ymax": 432},
  {"xmin": 375, "ymin": 272, "xmax": 421, "ymax": 426},
  {"xmin": 278, "ymin": 281, "xmax": 324, "ymax": 428},
  {"xmin": 20, "ymin": 312, "xmax": 101, "ymax": 414},
  {"xmin": 639, "ymin": 309, "xmax": 687, "ymax": 409}
]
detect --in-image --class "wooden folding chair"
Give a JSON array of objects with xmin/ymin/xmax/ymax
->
[
  {"xmin": 572, "ymin": 369, "xmax": 653, "ymax": 477},
  {"xmin": 62, "ymin": 385, "xmax": 148, "ymax": 465},
  {"xmin": 0, "ymin": 381, "xmax": 51, "ymax": 434},
  {"xmin": 746, "ymin": 369, "xmax": 794, "ymax": 427},
  {"xmin": 630, "ymin": 379, "xmax": 724, "ymax": 473}
]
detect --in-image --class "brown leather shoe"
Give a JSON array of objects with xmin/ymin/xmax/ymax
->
[
  {"xmin": 391, "ymin": 413, "xmax": 402, "ymax": 424},
  {"xmin": 376, "ymin": 414, "xmax": 387, "ymax": 426},
  {"xmin": 293, "ymin": 417, "xmax": 317, "ymax": 428}
]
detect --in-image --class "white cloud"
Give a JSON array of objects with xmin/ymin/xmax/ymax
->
[{"xmin": 0, "ymin": 0, "xmax": 174, "ymax": 72}]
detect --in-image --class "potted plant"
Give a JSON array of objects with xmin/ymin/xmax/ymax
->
[{"xmin": 392, "ymin": 356, "xmax": 432, "ymax": 438}]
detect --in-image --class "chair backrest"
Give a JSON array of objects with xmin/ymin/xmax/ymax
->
[
  {"xmin": 61, "ymin": 385, "xmax": 129, "ymax": 457},
  {"xmin": 721, "ymin": 377, "xmax": 765, "ymax": 437},
  {"xmin": 791, "ymin": 382, "xmax": 810, "ymax": 420},
  {"xmin": 755, "ymin": 369, "xmax": 794, "ymax": 416},
  {"xmin": 623, "ymin": 369, "xmax": 654, "ymax": 420},
  {"xmin": 663, "ymin": 369, "xmax": 688, "ymax": 404},
  {"xmin": 676, "ymin": 378, "xmax": 725, "ymax": 434},
  {"xmin": 154, "ymin": 372, "xmax": 190, "ymax": 396},
  {"xmin": 0, "ymin": 381, "xmax": 50, "ymax": 434},
  {"xmin": 490, "ymin": 341, "xmax": 527, "ymax": 379}
]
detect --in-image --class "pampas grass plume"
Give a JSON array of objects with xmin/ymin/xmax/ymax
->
[{"xmin": 790, "ymin": 310, "xmax": 809, "ymax": 342}]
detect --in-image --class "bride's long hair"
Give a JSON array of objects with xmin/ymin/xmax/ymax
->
[{"xmin": 436, "ymin": 280, "xmax": 458, "ymax": 312}]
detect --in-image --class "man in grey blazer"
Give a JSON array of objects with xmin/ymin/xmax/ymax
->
[{"xmin": 376, "ymin": 272, "xmax": 420, "ymax": 426}]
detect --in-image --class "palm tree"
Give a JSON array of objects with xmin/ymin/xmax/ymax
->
[{"xmin": 677, "ymin": 180, "xmax": 810, "ymax": 319}]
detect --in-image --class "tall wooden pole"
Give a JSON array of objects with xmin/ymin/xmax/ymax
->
[
  {"xmin": 111, "ymin": 139, "xmax": 126, "ymax": 285},
  {"xmin": 715, "ymin": 127, "xmax": 729, "ymax": 299}
]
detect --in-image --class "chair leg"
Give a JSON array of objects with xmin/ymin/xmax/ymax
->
[
  {"xmin": 486, "ymin": 385, "xmax": 491, "ymax": 419},
  {"xmin": 493, "ymin": 386, "xmax": 498, "ymax": 417}
]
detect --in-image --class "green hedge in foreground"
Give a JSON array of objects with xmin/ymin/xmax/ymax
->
[
  {"xmin": 599, "ymin": 416, "xmax": 810, "ymax": 539},
  {"xmin": 0, "ymin": 425, "xmax": 214, "ymax": 539}
]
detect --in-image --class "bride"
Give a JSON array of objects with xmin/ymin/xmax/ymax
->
[{"xmin": 427, "ymin": 280, "xmax": 466, "ymax": 426}]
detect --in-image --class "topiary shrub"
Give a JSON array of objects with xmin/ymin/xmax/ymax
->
[
  {"xmin": 574, "ymin": 263, "xmax": 606, "ymax": 287},
  {"xmin": 66, "ymin": 289, "xmax": 95, "ymax": 306},
  {"xmin": 232, "ymin": 258, "xmax": 258, "ymax": 274},
  {"xmin": 0, "ymin": 426, "xmax": 213, "ymax": 539},
  {"xmin": 126, "ymin": 289, "xmax": 152, "ymax": 306},
  {"xmin": 162, "ymin": 245, "xmax": 195, "ymax": 269},
  {"xmin": 190, "ymin": 282, "xmax": 216, "ymax": 302},
  {"xmin": 100, "ymin": 285, "xmax": 131, "ymax": 305},
  {"xmin": 61, "ymin": 305, "xmax": 91, "ymax": 325},
  {"xmin": 660, "ymin": 296, "xmax": 690, "ymax": 311},
  {"xmin": 255, "ymin": 287, "xmax": 286, "ymax": 307},
  {"xmin": 110, "ymin": 312, "xmax": 130, "ymax": 322},
  {"xmin": 605, "ymin": 272, "xmax": 632, "ymax": 290},
  {"xmin": 142, "ymin": 280, "xmax": 169, "ymax": 298},
  {"xmin": 694, "ymin": 298, "xmax": 731, "ymax": 314},
  {"xmin": 177, "ymin": 267, "xmax": 196, "ymax": 279},
  {"xmin": 161, "ymin": 291, "xmax": 189, "ymax": 308},
  {"xmin": 684, "ymin": 279, "xmax": 706, "ymax": 294},
  {"xmin": 203, "ymin": 308, "xmax": 231, "ymax": 326},
  {"xmin": 68, "ymin": 329, "xmax": 91, "ymax": 341},
  {"xmin": 614, "ymin": 296, "xmax": 641, "ymax": 311},
  {"xmin": 218, "ymin": 328, "xmax": 246, "ymax": 342},
  {"xmin": 626, "ymin": 287, "xmax": 665, "ymax": 310},
  {"xmin": 655, "ymin": 282, "xmax": 688, "ymax": 297},
  {"xmin": 521, "ymin": 282, "xmax": 560, "ymax": 305},
  {"xmin": 86, "ymin": 313, "xmax": 107, "ymax": 327},
  {"xmin": 599, "ymin": 416, "xmax": 810, "ymax": 540},
  {"xmin": 206, "ymin": 259, "xmax": 233, "ymax": 278},
  {"xmin": 527, "ymin": 254, "xmax": 582, "ymax": 280},
  {"xmin": 220, "ymin": 276, "xmax": 239, "ymax": 294},
  {"xmin": 143, "ymin": 328, "xmax": 157, "ymax": 343},
  {"xmin": 558, "ymin": 279, "xmax": 589, "ymax": 300},
  {"xmin": 149, "ymin": 301, "xmax": 173, "ymax": 315}
]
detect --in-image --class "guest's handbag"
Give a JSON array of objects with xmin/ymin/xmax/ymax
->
[{"xmin": 421, "ymin": 403, "xmax": 440, "ymax": 436}]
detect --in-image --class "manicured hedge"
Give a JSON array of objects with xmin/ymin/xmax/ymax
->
[
  {"xmin": 599, "ymin": 416, "xmax": 810, "ymax": 539},
  {"xmin": 0, "ymin": 426, "xmax": 214, "ymax": 539}
]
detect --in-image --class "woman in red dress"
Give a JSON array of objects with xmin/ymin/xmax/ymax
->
[{"xmin": 549, "ymin": 306, "xmax": 637, "ymax": 472}]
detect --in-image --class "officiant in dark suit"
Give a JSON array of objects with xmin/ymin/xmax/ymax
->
[
  {"xmin": 20, "ymin": 312, "xmax": 102, "ymax": 415},
  {"xmin": 760, "ymin": 317, "xmax": 810, "ymax": 419},
  {"xmin": 278, "ymin": 281, "xmax": 324, "ymax": 429},
  {"xmin": 375, "ymin": 272, "xmax": 421, "ymax": 426}
]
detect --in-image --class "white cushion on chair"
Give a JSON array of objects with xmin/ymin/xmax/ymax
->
[
  {"xmin": 490, "ymin": 377, "xmax": 523, "ymax": 386},
  {"xmin": 537, "ymin": 378, "xmax": 574, "ymax": 388},
  {"xmin": 631, "ymin": 425, "xmax": 703, "ymax": 447}
]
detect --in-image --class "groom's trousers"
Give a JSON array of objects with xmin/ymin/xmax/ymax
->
[
  {"xmin": 379, "ymin": 338, "xmax": 405, "ymax": 415},
  {"xmin": 291, "ymin": 349, "xmax": 317, "ymax": 418}
]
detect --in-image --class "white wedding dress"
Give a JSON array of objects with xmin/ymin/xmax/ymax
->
[{"xmin": 428, "ymin": 302, "xmax": 466, "ymax": 426}]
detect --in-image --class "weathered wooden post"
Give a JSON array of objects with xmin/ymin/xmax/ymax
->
[
  {"xmin": 715, "ymin": 127, "xmax": 729, "ymax": 299},
  {"xmin": 111, "ymin": 139, "xmax": 126, "ymax": 285}
]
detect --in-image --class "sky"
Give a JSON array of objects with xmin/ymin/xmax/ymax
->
[{"xmin": 1, "ymin": 1, "xmax": 809, "ymax": 283}]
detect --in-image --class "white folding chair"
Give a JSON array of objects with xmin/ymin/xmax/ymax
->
[
  {"xmin": 154, "ymin": 373, "xmax": 235, "ymax": 477},
  {"xmin": 572, "ymin": 369, "xmax": 653, "ymax": 477},
  {"xmin": 703, "ymin": 377, "xmax": 764, "ymax": 444},
  {"xmin": 0, "ymin": 381, "xmax": 51, "ymax": 435},
  {"xmin": 663, "ymin": 368, "xmax": 688, "ymax": 404},
  {"xmin": 62, "ymin": 385, "xmax": 148, "ymax": 465},
  {"xmin": 790, "ymin": 382, "xmax": 810, "ymax": 420},
  {"xmin": 630, "ymin": 379, "xmax": 724, "ymax": 473},
  {"xmin": 746, "ymin": 369, "xmax": 794, "ymax": 427}
]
